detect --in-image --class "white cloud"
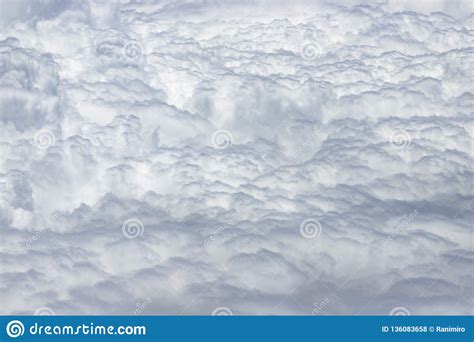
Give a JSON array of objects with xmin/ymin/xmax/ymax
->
[{"xmin": 0, "ymin": 0, "xmax": 472, "ymax": 315}]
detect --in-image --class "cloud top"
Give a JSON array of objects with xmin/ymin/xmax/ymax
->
[{"xmin": 0, "ymin": 0, "xmax": 472, "ymax": 315}]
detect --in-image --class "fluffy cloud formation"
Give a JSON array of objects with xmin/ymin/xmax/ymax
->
[{"xmin": 0, "ymin": 0, "xmax": 472, "ymax": 315}]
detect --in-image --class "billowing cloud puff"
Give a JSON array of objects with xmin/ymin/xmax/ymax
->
[{"xmin": 0, "ymin": 0, "xmax": 472, "ymax": 315}]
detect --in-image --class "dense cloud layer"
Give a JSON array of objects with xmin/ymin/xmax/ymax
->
[{"xmin": 0, "ymin": 0, "xmax": 473, "ymax": 315}]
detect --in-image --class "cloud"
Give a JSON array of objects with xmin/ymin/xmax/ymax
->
[{"xmin": 0, "ymin": 0, "xmax": 472, "ymax": 315}]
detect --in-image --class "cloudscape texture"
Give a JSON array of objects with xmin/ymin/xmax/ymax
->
[{"xmin": 0, "ymin": 0, "xmax": 473, "ymax": 315}]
